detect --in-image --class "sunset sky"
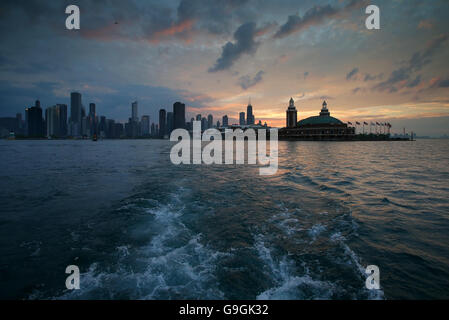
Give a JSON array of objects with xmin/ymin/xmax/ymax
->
[{"xmin": 1, "ymin": 0, "xmax": 449, "ymax": 136}]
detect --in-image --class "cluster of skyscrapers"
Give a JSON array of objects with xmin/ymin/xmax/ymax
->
[
  {"xmin": 0, "ymin": 92, "xmax": 190, "ymax": 139},
  {"xmin": 0, "ymin": 93, "xmax": 265, "ymax": 139},
  {"xmin": 238, "ymin": 102, "xmax": 256, "ymax": 126},
  {"xmin": 188, "ymin": 113, "xmax": 218, "ymax": 132}
]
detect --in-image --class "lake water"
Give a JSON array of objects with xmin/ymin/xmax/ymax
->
[{"xmin": 0, "ymin": 139, "xmax": 448, "ymax": 299}]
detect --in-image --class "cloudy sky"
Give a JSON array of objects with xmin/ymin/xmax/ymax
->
[{"xmin": 1, "ymin": 0, "xmax": 449, "ymax": 136}]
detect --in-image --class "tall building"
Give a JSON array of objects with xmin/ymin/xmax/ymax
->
[
  {"xmin": 70, "ymin": 92, "xmax": 82, "ymax": 137},
  {"xmin": 141, "ymin": 115, "xmax": 150, "ymax": 136},
  {"xmin": 45, "ymin": 104, "xmax": 67, "ymax": 137},
  {"xmin": 216, "ymin": 120, "xmax": 221, "ymax": 128},
  {"xmin": 246, "ymin": 103, "xmax": 254, "ymax": 125},
  {"xmin": 286, "ymin": 97, "xmax": 298, "ymax": 128},
  {"xmin": 207, "ymin": 114, "xmax": 213, "ymax": 129},
  {"xmin": 114, "ymin": 123, "xmax": 124, "ymax": 138},
  {"xmin": 159, "ymin": 109, "xmax": 167, "ymax": 138},
  {"xmin": 166, "ymin": 112, "xmax": 174, "ymax": 134},
  {"xmin": 45, "ymin": 106, "xmax": 58, "ymax": 137},
  {"xmin": 81, "ymin": 106, "xmax": 86, "ymax": 119},
  {"xmin": 151, "ymin": 123, "xmax": 156, "ymax": 136},
  {"xmin": 132, "ymin": 101, "xmax": 138, "ymax": 122},
  {"xmin": 127, "ymin": 101, "xmax": 139, "ymax": 138},
  {"xmin": 239, "ymin": 112, "xmax": 246, "ymax": 126},
  {"xmin": 89, "ymin": 103, "xmax": 96, "ymax": 117},
  {"xmin": 187, "ymin": 117, "xmax": 194, "ymax": 131},
  {"xmin": 222, "ymin": 115, "xmax": 229, "ymax": 127},
  {"xmin": 196, "ymin": 114, "xmax": 202, "ymax": 121},
  {"xmin": 99, "ymin": 116, "xmax": 106, "ymax": 137},
  {"xmin": 70, "ymin": 92, "xmax": 81, "ymax": 124},
  {"xmin": 86, "ymin": 103, "xmax": 96, "ymax": 136},
  {"xmin": 173, "ymin": 102, "xmax": 185, "ymax": 129},
  {"xmin": 81, "ymin": 116, "xmax": 89, "ymax": 137},
  {"xmin": 201, "ymin": 117, "xmax": 207, "ymax": 131},
  {"xmin": 105, "ymin": 119, "xmax": 115, "ymax": 138},
  {"xmin": 58, "ymin": 104, "xmax": 68, "ymax": 137},
  {"xmin": 27, "ymin": 100, "xmax": 44, "ymax": 137}
]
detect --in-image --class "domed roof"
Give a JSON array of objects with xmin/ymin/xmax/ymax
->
[
  {"xmin": 298, "ymin": 115, "xmax": 343, "ymax": 126},
  {"xmin": 297, "ymin": 100, "xmax": 343, "ymax": 126}
]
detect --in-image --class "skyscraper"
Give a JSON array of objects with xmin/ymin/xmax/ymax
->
[
  {"xmin": 196, "ymin": 114, "xmax": 202, "ymax": 121},
  {"xmin": 207, "ymin": 114, "xmax": 213, "ymax": 129},
  {"xmin": 247, "ymin": 103, "xmax": 254, "ymax": 125},
  {"xmin": 70, "ymin": 92, "xmax": 82, "ymax": 137},
  {"xmin": 166, "ymin": 112, "xmax": 174, "ymax": 134},
  {"xmin": 239, "ymin": 112, "xmax": 246, "ymax": 126},
  {"xmin": 132, "ymin": 101, "xmax": 138, "ymax": 122},
  {"xmin": 151, "ymin": 123, "xmax": 155, "ymax": 136},
  {"xmin": 89, "ymin": 103, "xmax": 96, "ymax": 117},
  {"xmin": 173, "ymin": 102, "xmax": 185, "ymax": 129},
  {"xmin": 45, "ymin": 104, "xmax": 68, "ymax": 137},
  {"xmin": 58, "ymin": 104, "xmax": 68, "ymax": 137},
  {"xmin": 27, "ymin": 100, "xmax": 44, "ymax": 137},
  {"xmin": 141, "ymin": 116, "xmax": 150, "ymax": 136},
  {"xmin": 201, "ymin": 117, "xmax": 207, "ymax": 131},
  {"xmin": 70, "ymin": 92, "xmax": 82, "ymax": 124},
  {"xmin": 222, "ymin": 115, "xmax": 229, "ymax": 127},
  {"xmin": 159, "ymin": 109, "xmax": 167, "ymax": 138},
  {"xmin": 99, "ymin": 116, "xmax": 106, "ymax": 138},
  {"xmin": 86, "ymin": 103, "xmax": 96, "ymax": 136},
  {"xmin": 45, "ymin": 105, "xmax": 58, "ymax": 137},
  {"xmin": 128, "ymin": 101, "xmax": 139, "ymax": 138}
]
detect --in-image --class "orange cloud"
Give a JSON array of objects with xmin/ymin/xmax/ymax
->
[{"xmin": 149, "ymin": 19, "xmax": 196, "ymax": 44}]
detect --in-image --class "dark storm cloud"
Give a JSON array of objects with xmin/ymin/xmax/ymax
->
[
  {"xmin": 430, "ymin": 78, "xmax": 449, "ymax": 89},
  {"xmin": 208, "ymin": 22, "xmax": 259, "ymax": 72},
  {"xmin": 346, "ymin": 67, "xmax": 359, "ymax": 80},
  {"xmin": 273, "ymin": 0, "xmax": 367, "ymax": 39},
  {"xmin": 0, "ymin": 0, "xmax": 252, "ymax": 44},
  {"xmin": 364, "ymin": 73, "xmax": 383, "ymax": 82},
  {"xmin": 238, "ymin": 70, "xmax": 265, "ymax": 90},
  {"xmin": 438, "ymin": 79, "xmax": 449, "ymax": 88},
  {"xmin": 406, "ymin": 75, "xmax": 422, "ymax": 88},
  {"xmin": 374, "ymin": 34, "xmax": 449, "ymax": 92},
  {"xmin": 274, "ymin": 5, "xmax": 337, "ymax": 39},
  {"xmin": 177, "ymin": 0, "xmax": 250, "ymax": 35},
  {"xmin": 408, "ymin": 34, "xmax": 449, "ymax": 70},
  {"xmin": 0, "ymin": 0, "xmax": 56, "ymax": 21}
]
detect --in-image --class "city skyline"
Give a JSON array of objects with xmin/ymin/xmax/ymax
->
[
  {"xmin": 0, "ymin": 92, "xmax": 440, "ymax": 139},
  {"xmin": 1, "ymin": 1, "xmax": 449, "ymax": 136},
  {"xmin": 1, "ymin": 89, "xmax": 260, "ymax": 138}
]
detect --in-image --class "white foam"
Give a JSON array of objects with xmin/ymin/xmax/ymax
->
[
  {"xmin": 341, "ymin": 243, "xmax": 385, "ymax": 300},
  {"xmin": 58, "ymin": 190, "xmax": 228, "ymax": 300},
  {"xmin": 254, "ymin": 235, "xmax": 336, "ymax": 300},
  {"xmin": 308, "ymin": 223, "xmax": 326, "ymax": 240}
]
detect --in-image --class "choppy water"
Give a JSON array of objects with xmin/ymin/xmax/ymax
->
[{"xmin": 0, "ymin": 139, "xmax": 448, "ymax": 300}]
